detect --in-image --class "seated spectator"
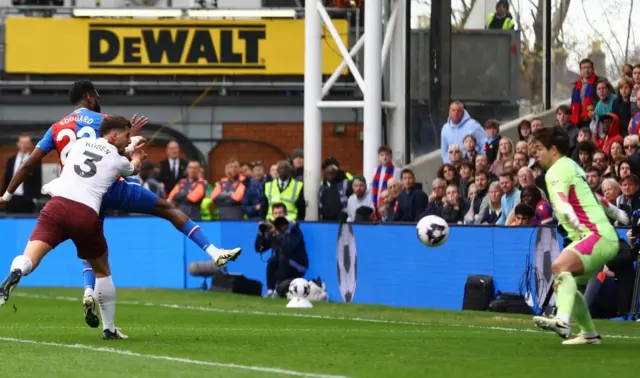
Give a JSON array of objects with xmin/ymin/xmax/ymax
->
[
  {"xmin": 592, "ymin": 151, "xmax": 610, "ymax": 177},
  {"xmin": 483, "ymin": 119, "xmax": 501, "ymax": 164},
  {"xmin": 464, "ymin": 168, "xmax": 490, "ymax": 224},
  {"xmin": 423, "ymin": 178, "xmax": 447, "ymax": 218},
  {"xmin": 441, "ymin": 101, "xmax": 485, "ymax": 163},
  {"xmin": 474, "ymin": 154, "xmax": 496, "ymax": 181},
  {"xmin": 502, "ymin": 159, "xmax": 515, "ymax": 174},
  {"xmin": 617, "ymin": 174, "xmax": 640, "ymax": 219},
  {"xmin": 629, "ymin": 95, "xmax": 640, "ymax": 135},
  {"xmin": 346, "ymin": 176, "xmax": 372, "ymax": 222},
  {"xmin": 517, "ymin": 120, "xmax": 531, "ymax": 141},
  {"xmin": 458, "ymin": 161, "xmax": 475, "ymax": 199},
  {"xmin": 586, "ymin": 166, "xmax": 604, "ymax": 195},
  {"xmin": 168, "ymin": 160, "xmax": 207, "ymax": 221},
  {"xmin": 612, "ymin": 76, "xmax": 633, "ymax": 136},
  {"xmin": 586, "ymin": 103, "xmax": 597, "ymax": 136},
  {"xmin": 392, "ymin": 169, "xmax": 428, "ymax": 222},
  {"xmin": 595, "ymin": 79, "xmax": 617, "ymax": 124},
  {"xmin": 462, "ymin": 135, "xmax": 478, "ymax": 164},
  {"xmin": 377, "ymin": 189, "xmax": 393, "ymax": 222},
  {"xmin": 467, "ymin": 183, "xmax": 478, "ymax": 201},
  {"xmin": 519, "ymin": 184, "xmax": 554, "ymax": 225},
  {"xmin": 516, "ymin": 166, "xmax": 547, "ymax": 200},
  {"xmin": 480, "ymin": 181, "xmax": 503, "ymax": 224},
  {"xmin": 139, "ymin": 161, "xmax": 166, "ymax": 199},
  {"xmin": 531, "ymin": 118, "xmax": 544, "ymax": 133},
  {"xmin": 211, "ymin": 158, "xmax": 246, "ymax": 220},
  {"xmin": 602, "ymin": 177, "xmax": 621, "ymax": 206},
  {"xmin": 594, "ymin": 113, "xmax": 623, "ymax": 156},
  {"xmin": 513, "ymin": 152, "xmax": 529, "ymax": 172},
  {"xmin": 254, "ymin": 203, "xmax": 308, "ymax": 298},
  {"xmin": 489, "ymin": 137, "xmax": 514, "ymax": 176},
  {"xmin": 437, "ymin": 163, "xmax": 460, "ymax": 186},
  {"xmin": 556, "ymin": 104, "xmax": 579, "ymax": 153},
  {"xmin": 513, "ymin": 204, "xmax": 535, "ymax": 226},
  {"xmin": 318, "ymin": 162, "xmax": 352, "ymax": 221},
  {"xmin": 570, "ymin": 128, "xmax": 593, "ymax": 162},
  {"xmin": 609, "ymin": 141, "xmax": 626, "ymax": 179},
  {"xmin": 448, "ymin": 144, "xmax": 464, "ymax": 167},
  {"xmin": 619, "ymin": 160, "xmax": 632, "ymax": 182},
  {"xmin": 515, "ymin": 140, "xmax": 529, "ymax": 155},
  {"xmin": 575, "ymin": 141, "xmax": 597, "ymax": 169},
  {"xmin": 441, "ymin": 184, "xmax": 469, "ymax": 224},
  {"xmin": 496, "ymin": 171, "xmax": 520, "ymax": 225},
  {"xmin": 623, "ymin": 135, "xmax": 639, "ymax": 157}
]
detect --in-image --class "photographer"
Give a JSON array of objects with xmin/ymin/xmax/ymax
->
[{"xmin": 255, "ymin": 203, "xmax": 309, "ymax": 298}]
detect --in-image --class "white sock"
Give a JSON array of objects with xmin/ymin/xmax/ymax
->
[
  {"xmin": 556, "ymin": 314, "xmax": 570, "ymax": 324},
  {"xmin": 84, "ymin": 287, "xmax": 95, "ymax": 298},
  {"xmin": 10, "ymin": 255, "xmax": 33, "ymax": 276},
  {"xmin": 205, "ymin": 245, "xmax": 221, "ymax": 258},
  {"xmin": 95, "ymin": 276, "xmax": 116, "ymax": 332}
]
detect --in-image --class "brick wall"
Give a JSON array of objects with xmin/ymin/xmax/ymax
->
[{"xmin": 207, "ymin": 123, "xmax": 364, "ymax": 181}]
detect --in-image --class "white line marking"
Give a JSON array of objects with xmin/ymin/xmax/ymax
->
[
  {"xmin": 0, "ymin": 336, "xmax": 348, "ymax": 378},
  {"xmin": 14, "ymin": 293, "xmax": 640, "ymax": 340}
]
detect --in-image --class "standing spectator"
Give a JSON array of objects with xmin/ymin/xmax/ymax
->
[
  {"xmin": 555, "ymin": 105, "xmax": 579, "ymax": 152},
  {"xmin": 159, "ymin": 140, "xmax": 187, "ymax": 194},
  {"xmin": 622, "ymin": 63, "xmax": 633, "ymax": 79},
  {"xmin": 290, "ymin": 149, "xmax": 304, "ymax": 181},
  {"xmin": 318, "ymin": 162, "xmax": 351, "ymax": 221},
  {"xmin": 346, "ymin": 176, "xmax": 372, "ymax": 222},
  {"xmin": 483, "ymin": 119, "xmax": 502, "ymax": 164},
  {"xmin": 324, "ymin": 157, "xmax": 353, "ymax": 181},
  {"xmin": 211, "ymin": 158, "xmax": 246, "ymax": 220},
  {"xmin": 441, "ymin": 101, "xmax": 485, "ymax": 163},
  {"xmin": 531, "ymin": 118, "xmax": 544, "ymax": 133},
  {"xmin": 392, "ymin": 169, "xmax": 428, "ymax": 222},
  {"xmin": 462, "ymin": 135, "xmax": 478, "ymax": 163},
  {"xmin": 495, "ymin": 171, "xmax": 520, "ymax": 225},
  {"xmin": 441, "ymin": 184, "xmax": 468, "ymax": 224},
  {"xmin": 480, "ymin": 181, "xmax": 503, "ymax": 224},
  {"xmin": 2, "ymin": 134, "xmax": 41, "ymax": 213},
  {"xmin": 167, "ymin": 160, "xmax": 207, "ymax": 221},
  {"xmin": 571, "ymin": 58, "xmax": 601, "ymax": 128},
  {"xmin": 595, "ymin": 80, "xmax": 617, "ymax": 123},
  {"xmin": 370, "ymin": 146, "xmax": 401, "ymax": 219},
  {"xmin": 242, "ymin": 162, "xmax": 268, "ymax": 220},
  {"xmin": 139, "ymin": 162, "xmax": 165, "ymax": 199},
  {"xmin": 594, "ymin": 113, "xmax": 623, "ymax": 156},
  {"xmin": 518, "ymin": 120, "xmax": 531, "ymax": 141},
  {"xmin": 263, "ymin": 160, "xmax": 306, "ymax": 221},
  {"xmin": 630, "ymin": 64, "xmax": 640, "ymax": 116},
  {"xmin": 485, "ymin": 0, "xmax": 515, "ymax": 30},
  {"xmin": 269, "ymin": 164, "xmax": 279, "ymax": 180},
  {"xmin": 612, "ymin": 76, "xmax": 633, "ymax": 137},
  {"xmin": 586, "ymin": 166, "xmax": 603, "ymax": 194},
  {"xmin": 629, "ymin": 96, "xmax": 640, "ymax": 135}
]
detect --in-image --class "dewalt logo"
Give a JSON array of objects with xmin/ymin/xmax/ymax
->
[
  {"xmin": 5, "ymin": 18, "xmax": 350, "ymax": 75},
  {"xmin": 88, "ymin": 23, "xmax": 267, "ymax": 70}
]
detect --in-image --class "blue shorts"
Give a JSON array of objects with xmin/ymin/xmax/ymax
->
[{"xmin": 100, "ymin": 177, "xmax": 158, "ymax": 218}]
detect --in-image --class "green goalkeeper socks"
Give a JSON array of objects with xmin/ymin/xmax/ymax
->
[
  {"xmin": 554, "ymin": 272, "xmax": 576, "ymax": 324},
  {"xmin": 572, "ymin": 290, "xmax": 598, "ymax": 335}
]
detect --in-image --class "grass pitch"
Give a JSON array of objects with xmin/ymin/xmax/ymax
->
[{"xmin": 0, "ymin": 288, "xmax": 638, "ymax": 378}]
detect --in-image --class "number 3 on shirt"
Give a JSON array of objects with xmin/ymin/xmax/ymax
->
[{"xmin": 57, "ymin": 126, "xmax": 97, "ymax": 165}]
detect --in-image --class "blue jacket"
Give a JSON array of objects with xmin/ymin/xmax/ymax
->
[
  {"xmin": 254, "ymin": 221, "xmax": 309, "ymax": 269},
  {"xmin": 392, "ymin": 187, "xmax": 428, "ymax": 222},
  {"xmin": 441, "ymin": 110, "xmax": 486, "ymax": 163},
  {"xmin": 242, "ymin": 177, "xmax": 267, "ymax": 219}
]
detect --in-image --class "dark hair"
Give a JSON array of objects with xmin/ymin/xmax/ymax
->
[
  {"xmin": 514, "ymin": 203, "xmax": 535, "ymax": 219},
  {"xmin": 322, "ymin": 157, "xmax": 340, "ymax": 169},
  {"xmin": 520, "ymin": 184, "xmax": 541, "ymax": 207},
  {"xmin": 586, "ymin": 166, "xmax": 601, "ymax": 176},
  {"xmin": 622, "ymin": 173, "xmax": 640, "ymax": 186},
  {"xmin": 458, "ymin": 160, "xmax": 474, "ymax": 171},
  {"xmin": 98, "ymin": 115, "xmax": 131, "ymax": 137},
  {"xmin": 579, "ymin": 127, "xmax": 592, "ymax": 135},
  {"xmin": 499, "ymin": 170, "xmax": 515, "ymax": 180},
  {"xmin": 401, "ymin": 168, "xmax": 415, "ymax": 178},
  {"xmin": 272, "ymin": 203, "xmax": 287, "ymax": 213},
  {"xmin": 531, "ymin": 117, "xmax": 543, "ymax": 125},
  {"xmin": 69, "ymin": 80, "xmax": 97, "ymax": 105},
  {"xmin": 377, "ymin": 145, "xmax": 392, "ymax": 154},
  {"xmin": 475, "ymin": 168, "xmax": 490, "ymax": 179},
  {"xmin": 576, "ymin": 140, "xmax": 596, "ymax": 155},
  {"xmin": 437, "ymin": 163, "xmax": 460, "ymax": 184},
  {"xmin": 532, "ymin": 126, "xmax": 571, "ymax": 156},
  {"xmin": 484, "ymin": 119, "xmax": 500, "ymax": 130},
  {"xmin": 555, "ymin": 104, "xmax": 571, "ymax": 115},
  {"xmin": 579, "ymin": 58, "xmax": 594, "ymax": 68}
]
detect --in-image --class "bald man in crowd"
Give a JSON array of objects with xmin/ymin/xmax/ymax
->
[{"xmin": 159, "ymin": 140, "xmax": 188, "ymax": 193}]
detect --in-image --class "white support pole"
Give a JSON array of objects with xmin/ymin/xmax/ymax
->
[
  {"xmin": 321, "ymin": 34, "xmax": 365, "ymax": 98},
  {"xmin": 363, "ymin": 0, "xmax": 383, "ymax": 178},
  {"xmin": 317, "ymin": 3, "xmax": 366, "ymax": 92},
  {"xmin": 389, "ymin": 0, "xmax": 406, "ymax": 165},
  {"xmin": 317, "ymin": 101, "xmax": 396, "ymax": 109},
  {"xmin": 380, "ymin": 1, "xmax": 398, "ymax": 71},
  {"xmin": 303, "ymin": 0, "xmax": 322, "ymax": 221}
]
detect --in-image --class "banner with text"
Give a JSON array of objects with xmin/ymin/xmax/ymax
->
[{"xmin": 5, "ymin": 18, "xmax": 349, "ymax": 75}]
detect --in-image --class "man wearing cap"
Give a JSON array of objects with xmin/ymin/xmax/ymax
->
[
  {"xmin": 486, "ymin": 1, "xmax": 515, "ymax": 30},
  {"xmin": 346, "ymin": 175, "xmax": 372, "ymax": 222}
]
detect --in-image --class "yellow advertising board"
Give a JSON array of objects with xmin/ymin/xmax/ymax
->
[{"xmin": 5, "ymin": 18, "xmax": 349, "ymax": 75}]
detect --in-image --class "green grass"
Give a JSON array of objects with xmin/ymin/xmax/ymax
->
[{"xmin": 0, "ymin": 288, "xmax": 638, "ymax": 378}]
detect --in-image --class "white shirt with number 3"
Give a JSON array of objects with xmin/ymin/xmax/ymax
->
[{"xmin": 55, "ymin": 138, "xmax": 135, "ymax": 215}]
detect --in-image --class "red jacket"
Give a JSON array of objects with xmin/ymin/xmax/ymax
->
[{"xmin": 594, "ymin": 112, "xmax": 623, "ymax": 155}]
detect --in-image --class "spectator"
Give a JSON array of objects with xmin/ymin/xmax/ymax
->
[
  {"xmin": 619, "ymin": 161, "xmax": 632, "ymax": 182},
  {"xmin": 324, "ymin": 157, "xmax": 354, "ymax": 181},
  {"xmin": 513, "ymin": 204, "xmax": 535, "ymax": 226},
  {"xmin": 346, "ymin": 176, "xmax": 372, "ymax": 222},
  {"xmin": 519, "ymin": 184, "xmax": 554, "ymax": 225},
  {"xmin": 595, "ymin": 80, "xmax": 617, "ymax": 124},
  {"xmin": 441, "ymin": 184, "xmax": 468, "ymax": 224},
  {"xmin": 485, "ymin": 0, "xmax": 515, "ymax": 30},
  {"xmin": 239, "ymin": 163, "xmax": 253, "ymax": 180},
  {"xmin": 242, "ymin": 162, "xmax": 268, "ymax": 220},
  {"xmin": 515, "ymin": 140, "xmax": 529, "ymax": 155},
  {"xmin": 612, "ymin": 76, "xmax": 633, "ymax": 136},
  {"xmin": 631, "ymin": 64, "xmax": 640, "ymax": 115},
  {"xmin": 483, "ymin": 119, "xmax": 501, "ymax": 164},
  {"xmin": 516, "ymin": 166, "xmax": 547, "ymax": 200},
  {"xmin": 531, "ymin": 118, "xmax": 544, "ymax": 133},
  {"xmin": 489, "ymin": 137, "xmax": 514, "ymax": 176},
  {"xmin": 2, "ymin": 134, "xmax": 41, "ymax": 213},
  {"xmin": 448, "ymin": 144, "xmax": 464, "ymax": 167},
  {"xmin": 318, "ymin": 161, "xmax": 352, "ymax": 221},
  {"xmin": 474, "ymin": 154, "xmax": 496, "ymax": 182},
  {"xmin": 377, "ymin": 189, "xmax": 394, "ymax": 222},
  {"xmin": 139, "ymin": 161, "xmax": 165, "ymax": 199},
  {"xmin": 370, "ymin": 146, "xmax": 401, "ymax": 219},
  {"xmin": 592, "ymin": 151, "xmax": 610, "ymax": 177},
  {"xmin": 269, "ymin": 164, "xmax": 279, "ymax": 180},
  {"xmin": 462, "ymin": 134, "xmax": 478, "ymax": 163},
  {"xmin": 602, "ymin": 177, "xmax": 621, "ymax": 205},
  {"xmin": 393, "ymin": 169, "xmax": 428, "ymax": 222},
  {"xmin": 495, "ymin": 171, "xmax": 520, "ymax": 225},
  {"xmin": 571, "ymin": 58, "xmax": 601, "ymax": 128},
  {"xmin": 513, "ymin": 152, "xmax": 528, "ymax": 171},
  {"xmin": 290, "ymin": 149, "xmax": 304, "ymax": 181},
  {"xmin": 441, "ymin": 101, "xmax": 485, "ymax": 163},
  {"xmin": 167, "ymin": 160, "xmax": 207, "ymax": 221},
  {"xmin": 623, "ymin": 135, "xmax": 639, "ymax": 157},
  {"xmin": 423, "ymin": 178, "xmax": 446, "ymax": 218},
  {"xmin": 555, "ymin": 104, "xmax": 579, "ymax": 152},
  {"xmin": 608, "ymin": 141, "xmax": 626, "ymax": 178},
  {"xmin": 480, "ymin": 181, "xmax": 503, "ymax": 224},
  {"xmin": 159, "ymin": 140, "xmax": 187, "ymax": 193},
  {"xmin": 629, "ymin": 96, "xmax": 640, "ymax": 135},
  {"xmin": 575, "ymin": 141, "xmax": 596, "ymax": 169},
  {"xmin": 594, "ymin": 113, "xmax": 623, "ymax": 156},
  {"xmin": 211, "ymin": 158, "xmax": 246, "ymax": 220},
  {"xmin": 437, "ymin": 163, "xmax": 460, "ymax": 186},
  {"xmin": 518, "ymin": 120, "xmax": 531, "ymax": 141},
  {"xmin": 586, "ymin": 166, "xmax": 604, "ymax": 195},
  {"xmin": 622, "ymin": 63, "xmax": 633, "ymax": 79},
  {"xmin": 587, "ymin": 103, "xmax": 597, "ymax": 135},
  {"xmin": 458, "ymin": 161, "xmax": 475, "ymax": 199},
  {"xmin": 255, "ymin": 203, "xmax": 308, "ymax": 298},
  {"xmin": 617, "ymin": 174, "xmax": 640, "ymax": 219},
  {"xmin": 263, "ymin": 160, "xmax": 306, "ymax": 221},
  {"xmin": 464, "ymin": 168, "xmax": 490, "ymax": 224}
]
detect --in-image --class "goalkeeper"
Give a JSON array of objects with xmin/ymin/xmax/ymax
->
[{"xmin": 530, "ymin": 126, "xmax": 629, "ymax": 345}]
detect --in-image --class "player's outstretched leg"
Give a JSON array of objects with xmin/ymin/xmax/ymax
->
[
  {"xmin": 0, "ymin": 241, "xmax": 51, "ymax": 307},
  {"xmin": 81, "ymin": 260, "xmax": 100, "ymax": 328},
  {"xmin": 153, "ymin": 198, "xmax": 242, "ymax": 266},
  {"xmin": 562, "ymin": 291, "xmax": 602, "ymax": 345},
  {"xmin": 85, "ymin": 253, "xmax": 127, "ymax": 340}
]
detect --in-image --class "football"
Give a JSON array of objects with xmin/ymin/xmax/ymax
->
[
  {"xmin": 288, "ymin": 278, "xmax": 311, "ymax": 298},
  {"xmin": 416, "ymin": 215, "xmax": 449, "ymax": 247}
]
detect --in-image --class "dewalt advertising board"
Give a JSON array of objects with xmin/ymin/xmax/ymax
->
[{"xmin": 5, "ymin": 18, "xmax": 350, "ymax": 75}]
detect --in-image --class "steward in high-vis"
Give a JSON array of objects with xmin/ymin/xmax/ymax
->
[
  {"xmin": 486, "ymin": 0, "xmax": 515, "ymax": 31},
  {"xmin": 262, "ymin": 160, "xmax": 306, "ymax": 221}
]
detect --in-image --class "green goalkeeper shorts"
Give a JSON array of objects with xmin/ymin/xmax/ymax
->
[{"xmin": 566, "ymin": 233, "xmax": 619, "ymax": 285}]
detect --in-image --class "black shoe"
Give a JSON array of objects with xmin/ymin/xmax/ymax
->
[
  {"xmin": 101, "ymin": 328, "xmax": 129, "ymax": 340},
  {"xmin": 0, "ymin": 269, "xmax": 22, "ymax": 307}
]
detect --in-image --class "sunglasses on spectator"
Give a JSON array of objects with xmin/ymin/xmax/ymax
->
[
  {"xmin": 624, "ymin": 145, "xmax": 637, "ymax": 150},
  {"xmin": 593, "ymin": 158, "xmax": 605, "ymax": 162},
  {"xmin": 448, "ymin": 150, "xmax": 460, "ymax": 154}
]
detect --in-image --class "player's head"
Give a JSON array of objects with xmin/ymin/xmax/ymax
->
[
  {"xmin": 69, "ymin": 80, "xmax": 101, "ymax": 112},
  {"xmin": 531, "ymin": 126, "xmax": 570, "ymax": 169},
  {"xmin": 99, "ymin": 115, "xmax": 131, "ymax": 153}
]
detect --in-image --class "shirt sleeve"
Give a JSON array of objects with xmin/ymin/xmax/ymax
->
[
  {"xmin": 36, "ymin": 127, "xmax": 55, "ymax": 153},
  {"xmin": 545, "ymin": 167, "xmax": 573, "ymax": 214},
  {"xmin": 116, "ymin": 156, "xmax": 135, "ymax": 177}
]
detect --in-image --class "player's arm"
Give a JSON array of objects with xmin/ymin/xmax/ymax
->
[
  {"xmin": 124, "ymin": 136, "xmax": 147, "ymax": 156},
  {"xmin": 118, "ymin": 149, "xmax": 145, "ymax": 177},
  {"xmin": 546, "ymin": 174, "xmax": 582, "ymax": 232},
  {"xmin": 595, "ymin": 192, "xmax": 630, "ymax": 225}
]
